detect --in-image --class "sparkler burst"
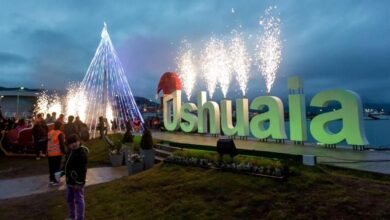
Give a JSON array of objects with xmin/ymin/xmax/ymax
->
[
  {"xmin": 229, "ymin": 30, "xmax": 251, "ymax": 96},
  {"xmin": 255, "ymin": 6, "xmax": 282, "ymax": 94},
  {"xmin": 48, "ymin": 94, "xmax": 62, "ymax": 115},
  {"xmin": 201, "ymin": 37, "xmax": 231, "ymax": 98},
  {"xmin": 34, "ymin": 92, "xmax": 50, "ymax": 115},
  {"xmin": 65, "ymin": 83, "xmax": 88, "ymax": 122},
  {"xmin": 177, "ymin": 40, "xmax": 196, "ymax": 101},
  {"xmin": 34, "ymin": 92, "xmax": 62, "ymax": 116}
]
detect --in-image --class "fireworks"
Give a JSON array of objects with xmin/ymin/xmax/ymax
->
[
  {"xmin": 255, "ymin": 6, "xmax": 282, "ymax": 94},
  {"xmin": 229, "ymin": 31, "xmax": 251, "ymax": 96},
  {"xmin": 34, "ymin": 91, "xmax": 62, "ymax": 116},
  {"xmin": 176, "ymin": 6, "xmax": 282, "ymax": 98},
  {"xmin": 177, "ymin": 40, "xmax": 196, "ymax": 101},
  {"xmin": 106, "ymin": 102, "xmax": 114, "ymax": 129},
  {"xmin": 35, "ymin": 84, "xmax": 87, "ymax": 121},
  {"xmin": 201, "ymin": 37, "xmax": 231, "ymax": 98},
  {"xmin": 65, "ymin": 83, "xmax": 88, "ymax": 121},
  {"xmin": 48, "ymin": 94, "xmax": 62, "ymax": 115},
  {"xmin": 34, "ymin": 92, "xmax": 49, "ymax": 115}
]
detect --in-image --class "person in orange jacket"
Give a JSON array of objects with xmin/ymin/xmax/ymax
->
[{"xmin": 47, "ymin": 121, "xmax": 66, "ymax": 186}]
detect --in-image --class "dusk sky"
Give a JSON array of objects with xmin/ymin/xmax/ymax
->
[{"xmin": 0, "ymin": 0, "xmax": 389, "ymax": 103}]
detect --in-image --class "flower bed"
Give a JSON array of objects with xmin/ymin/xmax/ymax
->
[{"xmin": 164, "ymin": 150, "xmax": 289, "ymax": 179}]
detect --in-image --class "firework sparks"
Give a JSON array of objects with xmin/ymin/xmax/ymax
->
[
  {"xmin": 34, "ymin": 92, "xmax": 62, "ymax": 116},
  {"xmin": 201, "ymin": 37, "xmax": 231, "ymax": 98},
  {"xmin": 106, "ymin": 102, "xmax": 114, "ymax": 130},
  {"xmin": 177, "ymin": 40, "xmax": 196, "ymax": 101},
  {"xmin": 65, "ymin": 83, "xmax": 88, "ymax": 121},
  {"xmin": 48, "ymin": 94, "xmax": 62, "ymax": 115},
  {"xmin": 229, "ymin": 30, "xmax": 251, "ymax": 96},
  {"xmin": 34, "ymin": 92, "xmax": 49, "ymax": 115},
  {"xmin": 255, "ymin": 6, "xmax": 282, "ymax": 94}
]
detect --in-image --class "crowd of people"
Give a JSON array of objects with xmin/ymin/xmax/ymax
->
[
  {"xmin": 32, "ymin": 112, "xmax": 90, "ymax": 160},
  {"xmin": 95, "ymin": 116, "xmax": 144, "ymax": 139},
  {"xmin": 0, "ymin": 104, "xmax": 163, "ymax": 220},
  {"xmin": 30, "ymin": 112, "xmax": 90, "ymax": 219},
  {"xmin": 0, "ymin": 109, "xmax": 89, "ymax": 220}
]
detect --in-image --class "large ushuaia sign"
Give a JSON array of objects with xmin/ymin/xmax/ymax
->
[{"xmin": 157, "ymin": 73, "xmax": 368, "ymax": 147}]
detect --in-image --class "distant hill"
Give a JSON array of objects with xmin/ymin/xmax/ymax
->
[
  {"xmin": 0, "ymin": 86, "xmax": 42, "ymax": 92},
  {"xmin": 134, "ymin": 96, "xmax": 159, "ymax": 107},
  {"xmin": 363, "ymin": 103, "xmax": 390, "ymax": 112}
]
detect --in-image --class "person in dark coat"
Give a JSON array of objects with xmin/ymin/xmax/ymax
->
[
  {"xmin": 32, "ymin": 113, "xmax": 49, "ymax": 160},
  {"xmin": 64, "ymin": 115, "xmax": 79, "ymax": 141},
  {"xmin": 75, "ymin": 116, "xmax": 90, "ymax": 141},
  {"xmin": 50, "ymin": 112, "xmax": 57, "ymax": 123},
  {"xmin": 74, "ymin": 116, "xmax": 83, "ymax": 132},
  {"xmin": 62, "ymin": 134, "xmax": 88, "ymax": 220},
  {"xmin": 45, "ymin": 113, "xmax": 52, "ymax": 124},
  {"xmin": 57, "ymin": 114, "xmax": 65, "ymax": 125},
  {"xmin": 96, "ymin": 116, "xmax": 107, "ymax": 139}
]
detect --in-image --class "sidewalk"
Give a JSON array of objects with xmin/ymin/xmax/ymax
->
[{"xmin": 0, "ymin": 166, "xmax": 127, "ymax": 200}]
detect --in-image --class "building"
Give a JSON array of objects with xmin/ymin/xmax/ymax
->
[{"xmin": 0, "ymin": 87, "xmax": 43, "ymax": 118}]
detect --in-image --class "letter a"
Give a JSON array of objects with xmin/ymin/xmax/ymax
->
[{"xmin": 310, "ymin": 89, "xmax": 369, "ymax": 145}]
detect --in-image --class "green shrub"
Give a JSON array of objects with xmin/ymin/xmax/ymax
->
[
  {"xmin": 133, "ymin": 135, "xmax": 142, "ymax": 144},
  {"xmin": 122, "ymin": 130, "xmax": 134, "ymax": 143}
]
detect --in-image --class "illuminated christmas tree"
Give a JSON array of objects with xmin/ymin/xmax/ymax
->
[{"xmin": 81, "ymin": 23, "xmax": 143, "ymax": 134}]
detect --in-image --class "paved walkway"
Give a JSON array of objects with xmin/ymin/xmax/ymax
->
[
  {"xmin": 0, "ymin": 166, "xmax": 127, "ymax": 200},
  {"xmin": 153, "ymin": 132, "xmax": 390, "ymax": 175}
]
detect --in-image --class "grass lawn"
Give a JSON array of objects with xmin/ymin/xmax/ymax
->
[
  {"xmin": 0, "ymin": 133, "xmax": 126, "ymax": 179},
  {"xmin": 0, "ymin": 162, "xmax": 389, "ymax": 219}
]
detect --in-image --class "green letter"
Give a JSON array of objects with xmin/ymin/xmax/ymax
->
[
  {"xmin": 180, "ymin": 103, "xmax": 198, "ymax": 132},
  {"xmin": 197, "ymin": 91, "xmax": 220, "ymax": 134},
  {"xmin": 220, "ymin": 99, "xmax": 249, "ymax": 137},
  {"xmin": 163, "ymin": 90, "xmax": 181, "ymax": 131},
  {"xmin": 288, "ymin": 76, "xmax": 307, "ymax": 142},
  {"xmin": 249, "ymin": 96, "xmax": 287, "ymax": 139},
  {"xmin": 310, "ymin": 89, "xmax": 368, "ymax": 145}
]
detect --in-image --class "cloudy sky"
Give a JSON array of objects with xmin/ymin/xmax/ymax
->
[{"xmin": 0, "ymin": 0, "xmax": 389, "ymax": 103}]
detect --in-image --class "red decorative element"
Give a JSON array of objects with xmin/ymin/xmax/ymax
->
[
  {"xmin": 5, "ymin": 128, "xmax": 34, "ymax": 151},
  {"xmin": 157, "ymin": 72, "xmax": 182, "ymax": 95}
]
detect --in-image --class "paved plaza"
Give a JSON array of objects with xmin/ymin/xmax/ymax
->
[{"xmin": 0, "ymin": 166, "xmax": 127, "ymax": 200}]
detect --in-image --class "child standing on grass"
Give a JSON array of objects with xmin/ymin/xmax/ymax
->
[{"xmin": 63, "ymin": 134, "xmax": 89, "ymax": 220}]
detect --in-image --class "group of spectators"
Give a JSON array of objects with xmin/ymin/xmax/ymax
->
[
  {"xmin": 32, "ymin": 112, "xmax": 89, "ymax": 160},
  {"xmin": 96, "ymin": 116, "xmax": 144, "ymax": 139},
  {"xmin": 32, "ymin": 112, "xmax": 89, "ymax": 220},
  {"xmin": 0, "ymin": 106, "xmax": 31, "ymax": 131},
  {"xmin": 0, "ymin": 107, "xmax": 88, "ymax": 219}
]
